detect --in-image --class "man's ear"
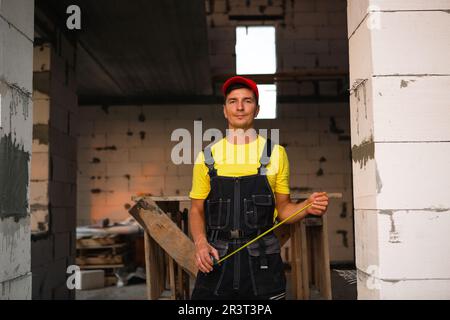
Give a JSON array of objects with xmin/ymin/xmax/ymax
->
[
  {"xmin": 254, "ymin": 104, "xmax": 260, "ymax": 118},
  {"xmin": 223, "ymin": 104, "xmax": 228, "ymax": 120}
]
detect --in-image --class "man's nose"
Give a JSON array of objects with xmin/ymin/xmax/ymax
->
[{"xmin": 236, "ymin": 100, "xmax": 244, "ymax": 110}]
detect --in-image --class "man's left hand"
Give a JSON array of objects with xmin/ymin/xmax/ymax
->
[{"xmin": 305, "ymin": 192, "xmax": 329, "ymax": 216}]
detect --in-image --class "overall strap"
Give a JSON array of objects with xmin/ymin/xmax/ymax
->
[
  {"xmin": 258, "ymin": 138, "xmax": 275, "ymax": 175},
  {"xmin": 204, "ymin": 146, "xmax": 217, "ymax": 177}
]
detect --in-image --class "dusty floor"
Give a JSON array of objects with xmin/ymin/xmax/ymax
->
[{"xmin": 76, "ymin": 268, "xmax": 356, "ymax": 300}]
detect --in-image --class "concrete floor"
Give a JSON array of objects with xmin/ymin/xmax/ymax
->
[{"xmin": 76, "ymin": 269, "xmax": 356, "ymax": 300}]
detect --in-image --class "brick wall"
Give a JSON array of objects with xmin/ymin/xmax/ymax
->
[{"xmin": 31, "ymin": 36, "xmax": 78, "ymax": 300}]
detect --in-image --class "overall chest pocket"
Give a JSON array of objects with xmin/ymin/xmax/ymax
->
[
  {"xmin": 244, "ymin": 194, "xmax": 274, "ymax": 229},
  {"xmin": 205, "ymin": 198, "xmax": 231, "ymax": 230}
]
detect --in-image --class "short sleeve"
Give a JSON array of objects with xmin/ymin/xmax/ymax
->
[
  {"xmin": 274, "ymin": 145, "xmax": 290, "ymax": 194},
  {"xmin": 189, "ymin": 151, "xmax": 211, "ymax": 199}
]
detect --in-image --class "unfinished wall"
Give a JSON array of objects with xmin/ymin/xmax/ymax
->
[
  {"xmin": 30, "ymin": 37, "xmax": 78, "ymax": 299},
  {"xmin": 348, "ymin": 0, "xmax": 450, "ymax": 299},
  {"xmin": 0, "ymin": 0, "xmax": 34, "ymax": 300},
  {"xmin": 77, "ymin": 0, "xmax": 354, "ymax": 263}
]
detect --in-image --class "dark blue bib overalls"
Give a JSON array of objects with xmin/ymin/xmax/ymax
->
[{"xmin": 191, "ymin": 139, "xmax": 287, "ymax": 300}]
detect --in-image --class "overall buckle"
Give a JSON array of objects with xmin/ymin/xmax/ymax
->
[{"xmin": 229, "ymin": 229, "xmax": 243, "ymax": 239}]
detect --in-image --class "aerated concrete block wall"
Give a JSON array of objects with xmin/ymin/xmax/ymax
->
[
  {"xmin": 0, "ymin": 0, "xmax": 34, "ymax": 300},
  {"xmin": 30, "ymin": 36, "xmax": 78, "ymax": 300},
  {"xmin": 348, "ymin": 0, "xmax": 450, "ymax": 299}
]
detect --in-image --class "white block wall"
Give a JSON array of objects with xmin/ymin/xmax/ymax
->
[
  {"xmin": 348, "ymin": 0, "xmax": 450, "ymax": 299},
  {"xmin": 0, "ymin": 0, "xmax": 34, "ymax": 300},
  {"xmin": 31, "ymin": 38, "xmax": 78, "ymax": 300}
]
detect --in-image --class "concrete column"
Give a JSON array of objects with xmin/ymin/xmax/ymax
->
[
  {"xmin": 348, "ymin": 0, "xmax": 450, "ymax": 299},
  {"xmin": 0, "ymin": 0, "xmax": 35, "ymax": 299}
]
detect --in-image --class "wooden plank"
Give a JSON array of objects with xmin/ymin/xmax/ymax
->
[
  {"xmin": 289, "ymin": 223, "xmax": 298, "ymax": 299},
  {"xmin": 79, "ymin": 264, "xmax": 124, "ymax": 269},
  {"xmin": 319, "ymin": 215, "xmax": 332, "ymax": 300},
  {"xmin": 76, "ymin": 255, "xmax": 123, "ymax": 265},
  {"xmin": 291, "ymin": 223, "xmax": 305, "ymax": 299},
  {"xmin": 129, "ymin": 199, "xmax": 198, "ymax": 277},
  {"xmin": 133, "ymin": 193, "xmax": 343, "ymax": 203},
  {"xmin": 300, "ymin": 221, "xmax": 310, "ymax": 300},
  {"xmin": 144, "ymin": 232, "xmax": 152, "ymax": 300},
  {"xmin": 274, "ymin": 224, "xmax": 291, "ymax": 247},
  {"xmin": 168, "ymin": 256, "xmax": 176, "ymax": 300}
]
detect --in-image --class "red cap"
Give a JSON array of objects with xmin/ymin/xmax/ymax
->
[{"xmin": 222, "ymin": 76, "xmax": 259, "ymax": 101}]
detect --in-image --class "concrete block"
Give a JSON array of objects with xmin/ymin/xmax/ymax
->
[
  {"xmin": 278, "ymin": 26, "xmax": 316, "ymax": 40},
  {"xmin": 281, "ymin": 53, "xmax": 316, "ymax": 70},
  {"xmin": 348, "ymin": 0, "xmax": 372, "ymax": 37},
  {"xmin": 33, "ymin": 97, "xmax": 50, "ymax": 125},
  {"xmin": 293, "ymin": 0, "xmax": 316, "ymax": 12},
  {"xmin": 128, "ymin": 176, "xmax": 165, "ymax": 194},
  {"xmin": 280, "ymin": 131, "xmax": 320, "ymax": 148},
  {"xmin": 90, "ymin": 205, "xmax": 129, "ymax": 223},
  {"xmin": 294, "ymin": 12, "xmax": 329, "ymax": 26},
  {"xmin": 31, "ymin": 152, "xmax": 49, "ymax": 180},
  {"xmin": 375, "ymin": 142, "xmax": 450, "ymax": 209},
  {"xmin": 294, "ymin": 39, "xmax": 329, "ymax": 54},
  {"xmin": 106, "ymin": 162, "xmax": 142, "ymax": 177},
  {"xmin": 129, "ymin": 147, "xmax": 166, "ymax": 162},
  {"xmin": 371, "ymin": 11, "xmax": 450, "ymax": 75},
  {"xmin": 105, "ymin": 191, "xmax": 134, "ymax": 206},
  {"xmin": 30, "ymin": 181, "xmax": 49, "ymax": 205},
  {"xmin": 141, "ymin": 162, "xmax": 167, "ymax": 176},
  {"xmin": 308, "ymin": 173, "xmax": 345, "ymax": 189},
  {"xmin": 92, "ymin": 148, "xmax": 129, "ymax": 163},
  {"xmin": 316, "ymin": 0, "xmax": 346, "ymax": 12},
  {"xmin": 0, "ymin": 216, "xmax": 31, "ymax": 283},
  {"xmin": 289, "ymin": 159, "xmax": 318, "ymax": 175},
  {"xmin": 372, "ymin": 76, "xmax": 450, "ymax": 142},
  {"xmin": 307, "ymin": 146, "xmax": 344, "ymax": 161},
  {"xmin": 317, "ymin": 54, "xmax": 349, "ymax": 69},
  {"xmin": 278, "ymin": 103, "xmax": 319, "ymax": 118},
  {"xmin": 207, "ymin": 27, "xmax": 236, "ymax": 41},
  {"xmin": 376, "ymin": 209, "xmax": 450, "ymax": 279},
  {"xmin": 164, "ymin": 176, "xmax": 193, "ymax": 196},
  {"xmin": 0, "ymin": 0, "xmax": 34, "ymax": 41},
  {"xmin": 370, "ymin": 0, "xmax": 450, "ymax": 11},
  {"xmin": 349, "ymin": 78, "xmax": 375, "ymax": 148},
  {"xmin": 77, "ymin": 270, "xmax": 105, "ymax": 291},
  {"xmin": 78, "ymin": 134, "xmax": 106, "ymax": 149},
  {"xmin": 329, "ymin": 39, "xmax": 348, "ymax": 54},
  {"xmin": 94, "ymin": 119, "xmax": 129, "ymax": 135},
  {"xmin": 0, "ymin": 273, "xmax": 31, "ymax": 300},
  {"xmin": 354, "ymin": 210, "xmax": 380, "ymax": 274}
]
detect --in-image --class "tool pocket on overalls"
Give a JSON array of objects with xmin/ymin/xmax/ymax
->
[
  {"xmin": 206, "ymin": 198, "xmax": 231, "ymax": 229},
  {"xmin": 244, "ymin": 194, "xmax": 273, "ymax": 229},
  {"xmin": 211, "ymin": 239, "xmax": 229, "ymax": 260},
  {"xmin": 246, "ymin": 234, "xmax": 286, "ymax": 296}
]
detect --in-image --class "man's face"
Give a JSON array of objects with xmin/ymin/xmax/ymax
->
[{"xmin": 223, "ymin": 88, "xmax": 259, "ymax": 130}]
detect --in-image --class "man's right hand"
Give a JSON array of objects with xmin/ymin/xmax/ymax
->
[{"xmin": 194, "ymin": 239, "xmax": 219, "ymax": 273}]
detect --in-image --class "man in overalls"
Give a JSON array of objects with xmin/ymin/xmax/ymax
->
[{"xmin": 189, "ymin": 76, "xmax": 329, "ymax": 300}]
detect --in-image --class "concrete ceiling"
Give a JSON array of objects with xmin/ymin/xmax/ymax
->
[{"xmin": 36, "ymin": 0, "xmax": 213, "ymax": 103}]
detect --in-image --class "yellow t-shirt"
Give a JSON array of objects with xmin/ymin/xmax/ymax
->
[{"xmin": 189, "ymin": 136, "xmax": 290, "ymax": 218}]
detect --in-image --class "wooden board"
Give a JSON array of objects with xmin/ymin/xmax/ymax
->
[{"xmin": 129, "ymin": 199, "xmax": 198, "ymax": 277}]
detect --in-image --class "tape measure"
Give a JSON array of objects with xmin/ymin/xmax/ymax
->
[{"xmin": 213, "ymin": 201, "xmax": 314, "ymax": 266}]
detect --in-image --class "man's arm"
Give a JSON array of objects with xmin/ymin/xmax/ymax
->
[
  {"xmin": 275, "ymin": 192, "xmax": 329, "ymax": 224},
  {"xmin": 189, "ymin": 198, "xmax": 219, "ymax": 273}
]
